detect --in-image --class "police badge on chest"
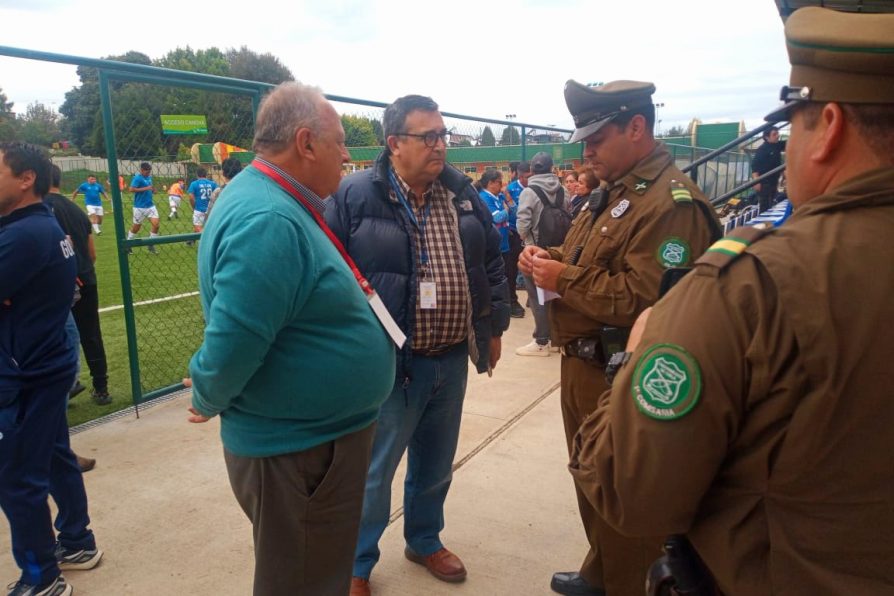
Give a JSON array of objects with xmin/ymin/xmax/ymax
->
[{"xmin": 611, "ymin": 199, "xmax": 630, "ymax": 218}]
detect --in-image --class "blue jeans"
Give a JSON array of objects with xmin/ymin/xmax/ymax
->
[
  {"xmin": 524, "ymin": 275, "xmax": 552, "ymax": 344},
  {"xmin": 353, "ymin": 343, "xmax": 469, "ymax": 579},
  {"xmin": 0, "ymin": 375, "xmax": 96, "ymax": 587},
  {"xmin": 65, "ymin": 313, "xmax": 80, "ymax": 393}
]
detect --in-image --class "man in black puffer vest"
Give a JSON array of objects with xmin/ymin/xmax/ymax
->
[{"xmin": 326, "ymin": 95, "xmax": 509, "ymax": 596}]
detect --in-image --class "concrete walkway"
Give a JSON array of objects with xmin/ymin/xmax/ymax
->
[{"xmin": 1, "ymin": 306, "xmax": 590, "ymax": 595}]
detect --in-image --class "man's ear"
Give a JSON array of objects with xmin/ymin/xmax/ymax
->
[
  {"xmin": 19, "ymin": 169, "xmax": 36, "ymax": 193},
  {"xmin": 811, "ymin": 103, "xmax": 845, "ymax": 164},
  {"xmin": 386, "ymin": 135, "xmax": 401, "ymax": 156},
  {"xmin": 295, "ymin": 127, "xmax": 314, "ymax": 160},
  {"xmin": 627, "ymin": 114, "xmax": 648, "ymax": 142}
]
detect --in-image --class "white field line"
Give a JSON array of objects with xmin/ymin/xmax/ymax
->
[{"xmin": 98, "ymin": 291, "xmax": 200, "ymax": 314}]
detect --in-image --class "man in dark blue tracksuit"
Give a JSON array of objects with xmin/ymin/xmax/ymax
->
[{"xmin": 0, "ymin": 142, "xmax": 102, "ymax": 596}]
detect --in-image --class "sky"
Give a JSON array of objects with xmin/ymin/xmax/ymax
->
[{"xmin": 0, "ymin": 0, "xmax": 791, "ymax": 135}]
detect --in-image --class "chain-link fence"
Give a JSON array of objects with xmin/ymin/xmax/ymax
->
[{"xmin": 101, "ymin": 76, "xmax": 261, "ymax": 404}]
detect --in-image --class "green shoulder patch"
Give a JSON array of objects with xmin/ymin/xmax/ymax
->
[
  {"xmin": 632, "ymin": 343, "xmax": 702, "ymax": 421},
  {"xmin": 670, "ymin": 179, "xmax": 692, "ymax": 203},
  {"xmin": 656, "ymin": 237, "xmax": 691, "ymax": 268}
]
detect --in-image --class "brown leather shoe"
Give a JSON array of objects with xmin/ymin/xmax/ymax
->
[
  {"xmin": 76, "ymin": 455, "xmax": 96, "ymax": 473},
  {"xmin": 404, "ymin": 547, "xmax": 467, "ymax": 583},
  {"xmin": 349, "ymin": 577, "xmax": 371, "ymax": 596}
]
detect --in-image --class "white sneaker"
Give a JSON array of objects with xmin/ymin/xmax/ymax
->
[
  {"xmin": 549, "ymin": 342, "xmax": 561, "ymax": 353},
  {"xmin": 515, "ymin": 340, "xmax": 551, "ymax": 357}
]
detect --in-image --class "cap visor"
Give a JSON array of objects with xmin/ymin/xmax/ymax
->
[
  {"xmin": 569, "ymin": 117, "xmax": 613, "ymax": 143},
  {"xmin": 764, "ymin": 100, "xmax": 799, "ymax": 123}
]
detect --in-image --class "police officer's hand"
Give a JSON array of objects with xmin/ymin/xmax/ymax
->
[
  {"xmin": 532, "ymin": 254, "xmax": 564, "ymax": 292},
  {"xmin": 519, "ymin": 245, "xmax": 549, "ymax": 275}
]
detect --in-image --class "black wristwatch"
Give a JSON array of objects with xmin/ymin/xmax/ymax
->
[{"xmin": 605, "ymin": 351, "xmax": 632, "ymax": 385}]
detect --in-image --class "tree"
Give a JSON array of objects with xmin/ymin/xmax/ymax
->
[
  {"xmin": 480, "ymin": 126, "xmax": 496, "ymax": 147},
  {"xmin": 60, "ymin": 51, "xmax": 152, "ymax": 155},
  {"xmin": 60, "ymin": 46, "xmax": 295, "ymax": 159},
  {"xmin": 664, "ymin": 125, "xmax": 686, "ymax": 137},
  {"xmin": 500, "ymin": 126, "xmax": 520, "ymax": 146},
  {"xmin": 341, "ymin": 115, "xmax": 378, "ymax": 147},
  {"xmin": 156, "ymin": 47, "xmax": 229, "ymax": 76},
  {"xmin": 20, "ymin": 101, "xmax": 62, "ymax": 147},
  {"xmin": 0, "ymin": 87, "xmax": 18, "ymax": 141},
  {"xmin": 226, "ymin": 47, "xmax": 293, "ymax": 84},
  {"xmin": 371, "ymin": 118, "xmax": 385, "ymax": 146}
]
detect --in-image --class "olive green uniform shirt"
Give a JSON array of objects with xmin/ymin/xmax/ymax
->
[
  {"xmin": 548, "ymin": 142, "xmax": 719, "ymax": 347},
  {"xmin": 571, "ymin": 167, "xmax": 894, "ymax": 595}
]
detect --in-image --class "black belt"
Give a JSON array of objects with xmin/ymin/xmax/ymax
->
[
  {"xmin": 413, "ymin": 341, "xmax": 464, "ymax": 358},
  {"xmin": 561, "ymin": 338, "xmax": 604, "ymax": 365}
]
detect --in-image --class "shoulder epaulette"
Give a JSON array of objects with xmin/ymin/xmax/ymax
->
[
  {"xmin": 696, "ymin": 224, "xmax": 774, "ymax": 269},
  {"xmin": 670, "ymin": 179, "xmax": 693, "ymax": 204}
]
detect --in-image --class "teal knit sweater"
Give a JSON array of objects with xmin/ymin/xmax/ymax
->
[{"xmin": 189, "ymin": 166, "xmax": 395, "ymax": 457}]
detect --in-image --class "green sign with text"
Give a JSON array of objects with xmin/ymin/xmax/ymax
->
[{"xmin": 160, "ymin": 114, "xmax": 208, "ymax": 135}]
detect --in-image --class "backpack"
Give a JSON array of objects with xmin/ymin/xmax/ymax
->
[{"xmin": 531, "ymin": 185, "xmax": 571, "ymax": 247}]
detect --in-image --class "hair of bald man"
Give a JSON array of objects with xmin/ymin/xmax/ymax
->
[
  {"xmin": 253, "ymin": 81, "xmax": 326, "ymax": 154},
  {"xmin": 800, "ymin": 102, "xmax": 894, "ymax": 163}
]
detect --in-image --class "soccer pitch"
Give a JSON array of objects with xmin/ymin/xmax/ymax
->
[{"xmin": 67, "ymin": 189, "xmax": 204, "ymax": 427}]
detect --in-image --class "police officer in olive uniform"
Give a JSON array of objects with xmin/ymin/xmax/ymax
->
[
  {"xmin": 520, "ymin": 81, "xmax": 721, "ymax": 595},
  {"xmin": 569, "ymin": 7, "xmax": 894, "ymax": 595}
]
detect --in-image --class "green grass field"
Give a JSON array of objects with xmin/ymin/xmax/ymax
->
[{"xmin": 64, "ymin": 179, "xmax": 204, "ymax": 427}]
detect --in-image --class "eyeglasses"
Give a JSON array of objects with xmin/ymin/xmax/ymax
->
[{"xmin": 395, "ymin": 130, "xmax": 450, "ymax": 148}]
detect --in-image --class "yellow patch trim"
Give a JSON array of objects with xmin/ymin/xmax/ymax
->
[{"xmin": 708, "ymin": 238, "xmax": 748, "ymax": 255}]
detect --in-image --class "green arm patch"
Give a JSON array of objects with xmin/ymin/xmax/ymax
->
[
  {"xmin": 656, "ymin": 237, "xmax": 691, "ymax": 268},
  {"xmin": 632, "ymin": 343, "xmax": 702, "ymax": 420}
]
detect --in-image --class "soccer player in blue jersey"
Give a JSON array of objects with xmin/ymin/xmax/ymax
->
[
  {"xmin": 71, "ymin": 174, "xmax": 107, "ymax": 235},
  {"xmin": 127, "ymin": 162, "xmax": 159, "ymax": 254},
  {"xmin": 187, "ymin": 167, "xmax": 218, "ymax": 234}
]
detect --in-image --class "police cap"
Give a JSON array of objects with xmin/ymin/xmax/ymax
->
[
  {"xmin": 765, "ymin": 7, "xmax": 894, "ymax": 122},
  {"xmin": 565, "ymin": 80, "xmax": 656, "ymax": 143}
]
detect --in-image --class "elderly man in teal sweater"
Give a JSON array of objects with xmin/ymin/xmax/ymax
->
[{"xmin": 188, "ymin": 82, "xmax": 396, "ymax": 596}]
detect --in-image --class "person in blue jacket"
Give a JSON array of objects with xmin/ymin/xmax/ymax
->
[
  {"xmin": 0, "ymin": 142, "xmax": 103, "ymax": 596},
  {"xmin": 477, "ymin": 170, "xmax": 523, "ymax": 322},
  {"xmin": 477, "ymin": 169, "xmax": 510, "ymax": 252},
  {"xmin": 504, "ymin": 161, "xmax": 530, "ymax": 317}
]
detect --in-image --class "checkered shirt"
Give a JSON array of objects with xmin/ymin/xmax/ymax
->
[{"xmin": 392, "ymin": 171, "xmax": 471, "ymax": 352}]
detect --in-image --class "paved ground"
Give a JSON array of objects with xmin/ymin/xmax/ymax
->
[{"xmin": 1, "ymin": 304, "xmax": 591, "ymax": 595}]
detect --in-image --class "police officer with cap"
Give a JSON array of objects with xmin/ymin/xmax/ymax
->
[
  {"xmin": 519, "ymin": 80, "xmax": 720, "ymax": 595},
  {"xmin": 569, "ymin": 6, "xmax": 894, "ymax": 595}
]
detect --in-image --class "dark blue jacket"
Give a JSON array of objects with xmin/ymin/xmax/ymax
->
[
  {"xmin": 0, "ymin": 203, "xmax": 77, "ymax": 398},
  {"xmin": 325, "ymin": 151, "xmax": 510, "ymax": 381}
]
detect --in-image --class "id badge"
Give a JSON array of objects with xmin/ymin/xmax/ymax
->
[
  {"xmin": 420, "ymin": 281, "xmax": 437, "ymax": 309},
  {"xmin": 368, "ymin": 292, "xmax": 406, "ymax": 348}
]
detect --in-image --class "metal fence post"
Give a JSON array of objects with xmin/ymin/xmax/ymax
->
[
  {"xmin": 99, "ymin": 70, "xmax": 144, "ymax": 414},
  {"xmin": 521, "ymin": 126, "xmax": 527, "ymax": 161}
]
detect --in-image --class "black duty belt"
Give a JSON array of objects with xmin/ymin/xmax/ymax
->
[{"xmin": 561, "ymin": 338, "xmax": 604, "ymax": 365}]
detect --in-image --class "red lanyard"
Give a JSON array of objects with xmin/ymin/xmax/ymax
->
[{"xmin": 252, "ymin": 160, "xmax": 373, "ymax": 297}]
